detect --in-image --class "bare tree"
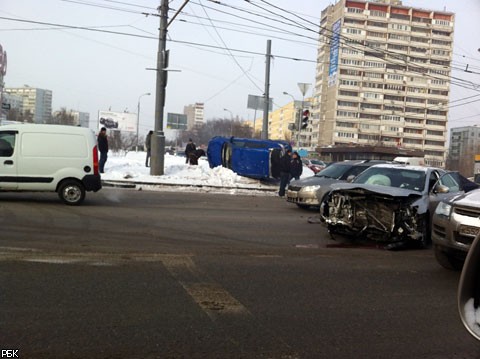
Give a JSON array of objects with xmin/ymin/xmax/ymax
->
[{"xmin": 52, "ymin": 108, "xmax": 75, "ymax": 126}]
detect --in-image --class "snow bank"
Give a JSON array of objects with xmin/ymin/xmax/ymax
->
[{"xmin": 101, "ymin": 151, "xmax": 314, "ymax": 193}]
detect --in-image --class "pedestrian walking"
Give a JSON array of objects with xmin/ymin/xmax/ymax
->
[
  {"xmin": 97, "ymin": 127, "xmax": 108, "ymax": 173},
  {"xmin": 278, "ymin": 149, "xmax": 292, "ymax": 197},
  {"xmin": 185, "ymin": 138, "xmax": 196, "ymax": 164},
  {"xmin": 145, "ymin": 130, "xmax": 153, "ymax": 167},
  {"xmin": 290, "ymin": 152, "xmax": 303, "ymax": 181}
]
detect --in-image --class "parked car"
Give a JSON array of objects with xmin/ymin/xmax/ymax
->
[
  {"xmin": 0, "ymin": 124, "xmax": 102, "ymax": 205},
  {"xmin": 286, "ymin": 160, "xmax": 388, "ymax": 209},
  {"xmin": 207, "ymin": 136, "xmax": 291, "ymax": 180},
  {"xmin": 302, "ymin": 158, "xmax": 327, "ymax": 173},
  {"xmin": 432, "ymin": 188, "xmax": 480, "ymax": 270},
  {"xmin": 320, "ymin": 164, "xmax": 478, "ymax": 249}
]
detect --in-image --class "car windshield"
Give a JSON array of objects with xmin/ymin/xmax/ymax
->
[
  {"xmin": 353, "ymin": 167, "xmax": 426, "ymax": 192},
  {"xmin": 315, "ymin": 163, "xmax": 353, "ymax": 179},
  {"xmin": 310, "ymin": 160, "xmax": 325, "ymax": 166}
]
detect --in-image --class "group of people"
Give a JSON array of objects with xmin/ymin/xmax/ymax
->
[
  {"xmin": 96, "ymin": 129, "xmax": 205, "ymax": 173},
  {"xmin": 278, "ymin": 149, "xmax": 303, "ymax": 197}
]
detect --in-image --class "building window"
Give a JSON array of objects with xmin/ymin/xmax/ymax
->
[
  {"xmin": 346, "ymin": 7, "xmax": 363, "ymax": 14},
  {"xmin": 337, "ymin": 132, "xmax": 355, "ymax": 138},
  {"xmin": 427, "ymin": 130, "xmax": 443, "ymax": 136},
  {"xmin": 364, "ymin": 61, "xmax": 384, "ymax": 68},
  {"xmin": 363, "ymin": 92, "xmax": 382, "ymax": 99},
  {"xmin": 387, "ymin": 74, "xmax": 403, "ymax": 81}
]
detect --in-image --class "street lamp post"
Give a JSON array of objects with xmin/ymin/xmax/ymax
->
[
  {"xmin": 223, "ymin": 108, "xmax": 233, "ymax": 136},
  {"xmin": 136, "ymin": 92, "xmax": 151, "ymax": 152}
]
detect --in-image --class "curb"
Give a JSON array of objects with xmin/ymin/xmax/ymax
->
[{"xmin": 101, "ymin": 180, "xmax": 278, "ymax": 192}]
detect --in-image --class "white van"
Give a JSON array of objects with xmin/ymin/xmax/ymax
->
[{"xmin": 0, "ymin": 124, "xmax": 102, "ymax": 205}]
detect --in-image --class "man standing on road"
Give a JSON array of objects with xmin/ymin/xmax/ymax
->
[
  {"xmin": 98, "ymin": 127, "xmax": 108, "ymax": 173},
  {"xmin": 278, "ymin": 149, "xmax": 292, "ymax": 197},
  {"xmin": 290, "ymin": 151, "xmax": 303, "ymax": 181},
  {"xmin": 185, "ymin": 138, "xmax": 196, "ymax": 164},
  {"xmin": 145, "ymin": 130, "xmax": 153, "ymax": 167}
]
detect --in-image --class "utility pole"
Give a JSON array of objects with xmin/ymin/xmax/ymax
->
[
  {"xmin": 150, "ymin": 0, "xmax": 168, "ymax": 176},
  {"xmin": 262, "ymin": 40, "xmax": 271, "ymax": 140}
]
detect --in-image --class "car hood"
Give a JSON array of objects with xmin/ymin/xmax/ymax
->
[
  {"xmin": 290, "ymin": 176, "xmax": 341, "ymax": 187},
  {"xmin": 449, "ymin": 188, "xmax": 480, "ymax": 207},
  {"xmin": 329, "ymin": 183, "xmax": 423, "ymax": 200}
]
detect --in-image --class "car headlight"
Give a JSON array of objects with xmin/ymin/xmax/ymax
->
[
  {"xmin": 435, "ymin": 202, "xmax": 452, "ymax": 218},
  {"xmin": 299, "ymin": 185, "xmax": 321, "ymax": 194}
]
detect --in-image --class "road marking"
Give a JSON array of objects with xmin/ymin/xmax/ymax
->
[{"xmin": 161, "ymin": 255, "xmax": 250, "ymax": 320}]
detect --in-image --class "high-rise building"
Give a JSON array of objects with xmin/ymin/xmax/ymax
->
[
  {"xmin": 183, "ymin": 103, "xmax": 205, "ymax": 130},
  {"xmin": 448, "ymin": 126, "xmax": 480, "ymax": 177},
  {"xmin": 5, "ymin": 86, "xmax": 52, "ymax": 124},
  {"xmin": 314, "ymin": 0, "xmax": 454, "ymax": 167}
]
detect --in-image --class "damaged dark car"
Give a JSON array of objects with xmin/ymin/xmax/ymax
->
[{"xmin": 320, "ymin": 164, "xmax": 478, "ymax": 249}]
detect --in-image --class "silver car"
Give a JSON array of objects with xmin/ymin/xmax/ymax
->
[
  {"xmin": 320, "ymin": 165, "xmax": 477, "ymax": 249},
  {"xmin": 286, "ymin": 160, "xmax": 388, "ymax": 209},
  {"xmin": 432, "ymin": 188, "xmax": 480, "ymax": 270}
]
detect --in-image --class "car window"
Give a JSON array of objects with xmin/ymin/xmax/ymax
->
[
  {"xmin": 438, "ymin": 172, "xmax": 479, "ymax": 193},
  {"xmin": 353, "ymin": 167, "xmax": 426, "ymax": 191},
  {"xmin": 0, "ymin": 131, "xmax": 16, "ymax": 157},
  {"xmin": 342, "ymin": 165, "xmax": 369, "ymax": 179},
  {"xmin": 315, "ymin": 163, "xmax": 353, "ymax": 179}
]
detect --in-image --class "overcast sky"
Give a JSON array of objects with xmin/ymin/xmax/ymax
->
[{"xmin": 1, "ymin": 0, "xmax": 479, "ymax": 135}]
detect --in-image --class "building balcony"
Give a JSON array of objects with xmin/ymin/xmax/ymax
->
[
  {"xmin": 402, "ymin": 143, "xmax": 425, "ymax": 150},
  {"xmin": 403, "ymin": 133, "xmax": 424, "ymax": 139}
]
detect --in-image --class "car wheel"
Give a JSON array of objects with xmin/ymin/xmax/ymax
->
[
  {"xmin": 417, "ymin": 216, "xmax": 431, "ymax": 249},
  {"xmin": 434, "ymin": 245, "xmax": 464, "ymax": 271},
  {"xmin": 58, "ymin": 180, "xmax": 86, "ymax": 205}
]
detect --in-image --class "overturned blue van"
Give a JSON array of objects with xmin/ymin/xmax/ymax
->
[{"xmin": 207, "ymin": 136, "xmax": 292, "ymax": 180}]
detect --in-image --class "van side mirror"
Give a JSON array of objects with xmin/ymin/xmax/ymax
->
[
  {"xmin": 458, "ymin": 233, "xmax": 480, "ymax": 341},
  {"xmin": 346, "ymin": 175, "xmax": 355, "ymax": 183}
]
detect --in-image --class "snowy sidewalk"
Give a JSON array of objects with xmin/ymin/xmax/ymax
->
[{"xmin": 100, "ymin": 152, "xmax": 313, "ymax": 195}]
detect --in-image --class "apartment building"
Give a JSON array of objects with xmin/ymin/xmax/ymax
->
[
  {"xmin": 314, "ymin": 0, "xmax": 454, "ymax": 167},
  {"xmin": 184, "ymin": 102, "xmax": 205, "ymax": 130},
  {"xmin": 253, "ymin": 98, "xmax": 315, "ymax": 148},
  {"xmin": 5, "ymin": 86, "xmax": 53, "ymax": 124},
  {"xmin": 448, "ymin": 126, "xmax": 480, "ymax": 177}
]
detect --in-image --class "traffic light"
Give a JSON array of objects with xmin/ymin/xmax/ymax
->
[{"xmin": 301, "ymin": 109, "xmax": 309, "ymax": 129}]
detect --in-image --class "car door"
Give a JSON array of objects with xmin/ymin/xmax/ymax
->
[
  {"xmin": 429, "ymin": 171, "xmax": 479, "ymax": 214},
  {"xmin": 0, "ymin": 130, "xmax": 18, "ymax": 190}
]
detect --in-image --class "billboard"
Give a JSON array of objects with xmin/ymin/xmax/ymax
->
[
  {"xmin": 98, "ymin": 110, "xmax": 137, "ymax": 132},
  {"xmin": 167, "ymin": 113, "xmax": 187, "ymax": 130},
  {"xmin": 328, "ymin": 19, "xmax": 341, "ymax": 87},
  {"xmin": 247, "ymin": 95, "xmax": 273, "ymax": 111}
]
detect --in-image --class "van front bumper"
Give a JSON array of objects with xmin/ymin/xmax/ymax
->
[{"xmin": 82, "ymin": 174, "xmax": 102, "ymax": 192}]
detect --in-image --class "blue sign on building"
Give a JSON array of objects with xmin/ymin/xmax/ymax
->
[{"xmin": 328, "ymin": 20, "xmax": 341, "ymax": 87}]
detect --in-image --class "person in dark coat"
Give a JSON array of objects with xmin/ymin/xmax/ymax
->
[
  {"xmin": 278, "ymin": 149, "xmax": 292, "ymax": 197},
  {"xmin": 188, "ymin": 149, "xmax": 206, "ymax": 165},
  {"xmin": 97, "ymin": 127, "xmax": 108, "ymax": 173},
  {"xmin": 145, "ymin": 130, "xmax": 153, "ymax": 167},
  {"xmin": 185, "ymin": 138, "xmax": 196, "ymax": 164},
  {"xmin": 290, "ymin": 152, "xmax": 303, "ymax": 181}
]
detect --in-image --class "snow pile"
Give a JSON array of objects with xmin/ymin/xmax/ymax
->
[{"xmin": 101, "ymin": 151, "xmax": 314, "ymax": 192}]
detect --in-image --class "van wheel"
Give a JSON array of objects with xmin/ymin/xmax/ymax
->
[{"xmin": 58, "ymin": 180, "xmax": 85, "ymax": 205}]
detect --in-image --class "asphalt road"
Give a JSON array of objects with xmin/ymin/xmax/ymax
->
[{"xmin": 1, "ymin": 188, "xmax": 479, "ymax": 358}]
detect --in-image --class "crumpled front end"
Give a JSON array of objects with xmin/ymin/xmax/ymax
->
[{"xmin": 321, "ymin": 189, "xmax": 424, "ymax": 244}]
